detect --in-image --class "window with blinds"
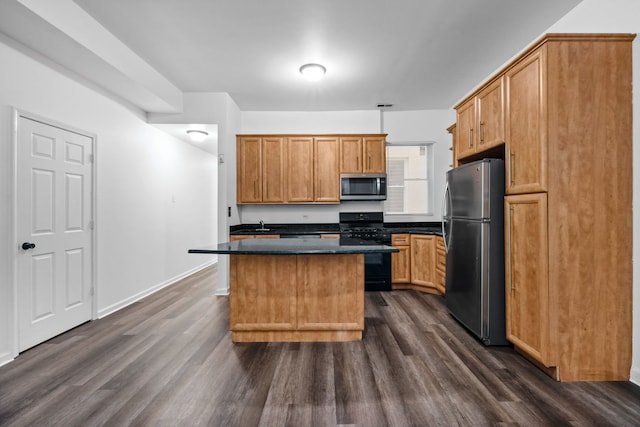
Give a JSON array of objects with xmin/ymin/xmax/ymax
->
[{"xmin": 384, "ymin": 144, "xmax": 432, "ymax": 215}]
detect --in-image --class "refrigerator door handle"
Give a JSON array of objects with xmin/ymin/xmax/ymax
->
[{"xmin": 441, "ymin": 183, "xmax": 452, "ymax": 253}]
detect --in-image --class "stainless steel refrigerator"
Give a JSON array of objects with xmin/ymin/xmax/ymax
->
[{"xmin": 442, "ymin": 158, "xmax": 507, "ymax": 345}]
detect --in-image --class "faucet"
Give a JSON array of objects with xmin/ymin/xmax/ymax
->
[{"xmin": 259, "ymin": 219, "xmax": 265, "ymax": 230}]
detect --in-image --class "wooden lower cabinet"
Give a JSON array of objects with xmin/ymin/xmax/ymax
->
[
  {"xmin": 391, "ymin": 234, "xmax": 411, "ymax": 285},
  {"xmin": 435, "ymin": 238, "xmax": 446, "ymax": 294},
  {"xmin": 505, "ymin": 194, "xmax": 551, "ymax": 368},
  {"xmin": 410, "ymin": 235, "xmax": 436, "ymax": 292},
  {"xmin": 392, "ymin": 234, "xmax": 444, "ymax": 295},
  {"xmin": 506, "ymin": 190, "xmax": 632, "ymax": 381},
  {"xmin": 297, "ymin": 255, "xmax": 364, "ymax": 331},
  {"xmin": 229, "ymin": 255, "xmax": 297, "ymax": 333},
  {"xmin": 229, "ymin": 253, "xmax": 364, "ymax": 342}
]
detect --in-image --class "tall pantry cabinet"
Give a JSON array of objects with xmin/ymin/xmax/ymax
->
[{"xmin": 502, "ymin": 34, "xmax": 634, "ymax": 381}]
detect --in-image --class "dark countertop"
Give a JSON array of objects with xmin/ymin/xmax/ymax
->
[
  {"xmin": 384, "ymin": 226, "xmax": 442, "ymax": 236},
  {"xmin": 189, "ymin": 238, "xmax": 398, "ymax": 255},
  {"xmin": 230, "ymin": 222, "xmax": 443, "ymax": 236}
]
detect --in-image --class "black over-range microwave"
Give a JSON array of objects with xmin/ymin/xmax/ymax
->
[{"xmin": 340, "ymin": 174, "xmax": 387, "ymax": 201}]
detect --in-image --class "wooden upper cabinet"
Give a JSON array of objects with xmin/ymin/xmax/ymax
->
[
  {"xmin": 505, "ymin": 193, "xmax": 551, "ymax": 367},
  {"xmin": 339, "ymin": 136, "xmax": 363, "ymax": 173},
  {"xmin": 237, "ymin": 136, "xmax": 263, "ymax": 203},
  {"xmin": 363, "ymin": 136, "xmax": 386, "ymax": 173},
  {"xmin": 476, "ymin": 76, "xmax": 505, "ymax": 151},
  {"xmin": 286, "ymin": 136, "xmax": 314, "ymax": 202},
  {"xmin": 456, "ymin": 98, "xmax": 476, "ymax": 159},
  {"xmin": 505, "ymin": 48, "xmax": 547, "ymax": 195},
  {"xmin": 237, "ymin": 136, "xmax": 285, "ymax": 203},
  {"xmin": 261, "ymin": 137, "xmax": 286, "ymax": 203},
  {"xmin": 340, "ymin": 136, "xmax": 387, "ymax": 173},
  {"xmin": 314, "ymin": 137, "xmax": 340, "ymax": 202},
  {"xmin": 238, "ymin": 134, "xmax": 384, "ymax": 204},
  {"xmin": 455, "ymin": 77, "xmax": 505, "ymax": 162}
]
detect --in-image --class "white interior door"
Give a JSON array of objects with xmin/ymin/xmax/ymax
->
[{"xmin": 17, "ymin": 116, "xmax": 93, "ymax": 352}]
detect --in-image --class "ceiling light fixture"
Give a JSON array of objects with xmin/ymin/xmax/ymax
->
[
  {"xmin": 299, "ymin": 63, "xmax": 326, "ymax": 82},
  {"xmin": 186, "ymin": 129, "xmax": 208, "ymax": 142}
]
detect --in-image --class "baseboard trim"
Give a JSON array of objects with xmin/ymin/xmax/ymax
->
[
  {"xmin": 97, "ymin": 260, "xmax": 217, "ymax": 319},
  {"xmin": 0, "ymin": 352, "xmax": 15, "ymax": 368},
  {"xmin": 630, "ymin": 366, "xmax": 640, "ymax": 386}
]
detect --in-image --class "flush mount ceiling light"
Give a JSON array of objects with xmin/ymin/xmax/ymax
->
[
  {"xmin": 299, "ymin": 63, "xmax": 326, "ymax": 82},
  {"xmin": 186, "ymin": 129, "xmax": 208, "ymax": 142}
]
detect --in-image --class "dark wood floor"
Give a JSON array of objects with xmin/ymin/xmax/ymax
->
[{"xmin": 1, "ymin": 266, "xmax": 639, "ymax": 427}]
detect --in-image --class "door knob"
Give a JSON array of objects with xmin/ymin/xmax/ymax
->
[{"xmin": 21, "ymin": 242, "xmax": 36, "ymax": 250}]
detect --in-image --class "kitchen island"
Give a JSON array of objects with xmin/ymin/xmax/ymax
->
[{"xmin": 189, "ymin": 238, "xmax": 397, "ymax": 342}]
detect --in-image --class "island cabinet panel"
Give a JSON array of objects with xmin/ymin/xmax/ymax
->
[
  {"xmin": 229, "ymin": 253, "xmax": 365, "ymax": 342},
  {"xmin": 229, "ymin": 255, "xmax": 297, "ymax": 331},
  {"xmin": 504, "ymin": 48, "xmax": 547, "ymax": 195},
  {"xmin": 297, "ymin": 254, "xmax": 364, "ymax": 331}
]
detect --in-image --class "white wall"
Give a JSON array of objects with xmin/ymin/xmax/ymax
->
[
  {"xmin": 383, "ymin": 110, "xmax": 456, "ymax": 222},
  {"xmin": 0, "ymin": 38, "xmax": 218, "ymax": 365},
  {"xmin": 237, "ymin": 109, "xmax": 454, "ymax": 225}
]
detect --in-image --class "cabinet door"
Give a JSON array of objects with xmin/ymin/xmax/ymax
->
[
  {"xmin": 297, "ymin": 254, "xmax": 364, "ymax": 331},
  {"xmin": 229, "ymin": 255, "xmax": 297, "ymax": 331},
  {"xmin": 435, "ymin": 236, "xmax": 446, "ymax": 294},
  {"xmin": 391, "ymin": 245, "xmax": 411, "ymax": 284},
  {"xmin": 505, "ymin": 193, "xmax": 551, "ymax": 366},
  {"xmin": 237, "ymin": 136, "xmax": 262, "ymax": 203},
  {"xmin": 363, "ymin": 136, "xmax": 386, "ymax": 173},
  {"xmin": 505, "ymin": 48, "xmax": 547, "ymax": 194},
  {"xmin": 314, "ymin": 137, "xmax": 340, "ymax": 202},
  {"xmin": 476, "ymin": 77, "xmax": 505, "ymax": 151},
  {"xmin": 286, "ymin": 136, "xmax": 314, "ymax": 202},
  {"xmin": 447, "ymin": 123, "xmax": 457, "ymax": 168},
  {"xmin": 410, "ymin": 235, "xmax": 435, "ymax": 289},
  {"xmin": 262, "ymin": 136, "xmax": 286, "ymax": 203},
  {"xmin": 456, "ymin": 98, "xmax": 476, "ymax": 159},
  {"xmin": 340, "ymin": 136, "xmax": 363, "ymax": 173}
]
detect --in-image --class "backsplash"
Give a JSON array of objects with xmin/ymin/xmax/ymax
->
[{"xmin": 238, "ymin": 201, "xmax": 384, "ymax": 224}]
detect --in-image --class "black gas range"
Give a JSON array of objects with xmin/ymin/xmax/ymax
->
[
  {"xmin": 339, "ymin": 212, "xmax": 391, "ymax": 244},
  {"xmin": 339, "ymin": 212, "xmax": 392, "ymax": 291}
]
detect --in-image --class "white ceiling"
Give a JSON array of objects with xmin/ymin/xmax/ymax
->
[{"xmin": 0, "ymin": 0, "xmax": 583, "ymax": 114}]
